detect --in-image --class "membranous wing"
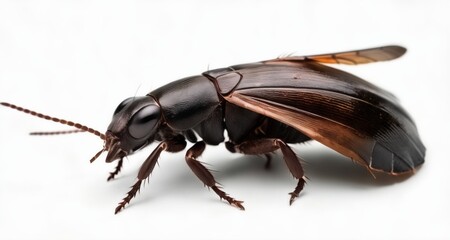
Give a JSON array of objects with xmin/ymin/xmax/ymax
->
[{"xmin": 266, "ymin": 45, "xmax": 407, "ymax": 65}]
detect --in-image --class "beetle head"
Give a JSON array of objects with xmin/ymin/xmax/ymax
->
[{"xmin": 103, "ymin": 96, "xmax": 162, "ymax": 163}]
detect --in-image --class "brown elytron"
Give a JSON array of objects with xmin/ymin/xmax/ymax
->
[{"xmin": 1, "ymin": 45, "xmax": 425, "ymax": 214}]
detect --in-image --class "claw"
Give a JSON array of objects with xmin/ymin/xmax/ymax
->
[
  {"xmin": 230, "ymin": 200, "xmax": 245, "ymax": 210},
  {"xmin": 288, "ymin": 176, "xmax": 306, "ymax": 205},
  {"xmin": 288, "ymin": 192, "xmax": 299, "ymax": 205},
  {"xmin": 222, "ymin": 195, "xmax": 245, "ymax": 210},
  {"xmin": 107, "ymin": 173, "xmax": 116, "ymax": 182},
  {"xmin": 115, "ymin": 204, "xmax": 124, "ymax": 214}
]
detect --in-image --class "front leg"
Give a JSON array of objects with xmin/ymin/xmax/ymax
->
[
  {"xmin": 186, "ymin": 141, "xmax": 244, "ymax": 210},
  {"xmin": 114, "ymin": 139, "xmax": 186, "ymax": 214},
  {"xmin": 107, "ymin": 158, "xmax": 123, "ymax": 181}
]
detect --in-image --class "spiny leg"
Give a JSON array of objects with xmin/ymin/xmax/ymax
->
[
  {"xmin": 186, "ymin": 141, "xmax": 244, "ymax": 210},
  {"xmin": 115, "ymin": 179, "xmax": 143, "ymax": 214},
  {"xmin": 115, "ymin": 140, "xmax": 186, "ymax": 214},
  {"xmin": 114, "ymin": 143, "xmax": 165, "ymax": 214},
  {"xmin": 229, "ymin": 138, "xmax": 306, "ymax": 205},
  {"xmin": 107, "ymin": 158, "xmax": 123, "ymax": 181},
  {"xmin": 275, "ymin": 139, "xmax": 306, "ymax": 205}
]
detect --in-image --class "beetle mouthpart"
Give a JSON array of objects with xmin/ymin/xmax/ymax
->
[
  {"xmin": 105, "ymin": 142, "xmax": 121, "ymax": 163},
  {"xmin": 90, "ymin": 133, "xmax": 126, "ymax": 163},
  {"xmin": 102, "ymin": 134, "xmax": 127, "ymax": 163}
]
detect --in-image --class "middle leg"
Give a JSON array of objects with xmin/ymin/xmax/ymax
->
[{"xmin": 186, "ymin": 141, "xmax": 244, "ymax": 210}]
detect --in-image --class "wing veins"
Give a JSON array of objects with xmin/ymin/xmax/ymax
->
[{"xmin": 234, "ymin": 87, "xmax": 423, "ymax": 170}]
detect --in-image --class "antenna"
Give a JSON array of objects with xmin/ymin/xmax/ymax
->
[
  {"xmin": 29, "ymin": 129, "xmax": 85, "ymax": 136},
  {"xmin": 1, "ymin": 102, "xmax": 106, "ymax": 140}
]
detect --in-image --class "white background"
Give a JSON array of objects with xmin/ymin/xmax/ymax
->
[{"xmin": 0, "ymin": 1, "xmax": 449, "ymax": 239}]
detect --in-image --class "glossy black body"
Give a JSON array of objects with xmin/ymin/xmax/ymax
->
[{"xmin": 149, "ymin": 74, "xmax": 310, "ymax": 147}]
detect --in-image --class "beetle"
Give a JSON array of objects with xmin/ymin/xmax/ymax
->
[{"xmin": 1, "ymin": 45, "xmax": 426, "ymax": 214}]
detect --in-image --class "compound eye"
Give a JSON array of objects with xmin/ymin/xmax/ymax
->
[
  {"xmin": 128, "ymin": 105, "xmax": 161, "ymax": 139},
  {"xmin": 113, "ymin": 97, "xmax": 134, "ymax": 115}
]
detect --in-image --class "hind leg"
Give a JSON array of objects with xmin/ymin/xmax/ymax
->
[
  {"xmin": 226, "ymin": 139, "xmax": 306, "ymax": 204},
  {"xmin": 226, "ymin": 142, "xmax": 272, "ymax": 169}
]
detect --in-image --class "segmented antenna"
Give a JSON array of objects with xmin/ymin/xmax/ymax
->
[
  {"xmin": 29, "ymin": 129, "xmax": 85, "ymax": 136},
  {"xmin": 1, "ymin": 102, "xmax": 106, "ymax": 140}
]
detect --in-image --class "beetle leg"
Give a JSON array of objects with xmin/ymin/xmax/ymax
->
[
  {"xmin": 107, "ymin": 158, "xmax": 124, "ymax": 181},
  {"xmin": 227, "ymin": 141, "xmax": 272, "ymax": 169},
  {"xmin": 186, "ymin": 141, "xmax": 245, "ymax": 210},
  {"xmin": 115, "ymin": 139, "xmax": 186, "ymax": 214},
  {"xmin": 229, "ymin": 138, "xmax": 306, "ymax": 205},
  {"xmin": 264, "ymin": 154, "xmax": 272, "ymax": 169}
]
